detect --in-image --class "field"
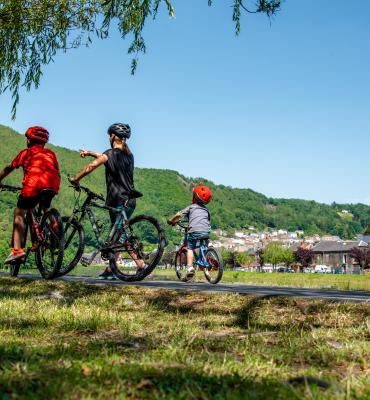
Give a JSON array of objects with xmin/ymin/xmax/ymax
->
[
  {"xmin": 63, "ymin": 266, "xmax": 370, "ymax": 292},
  {"xmin": 0, "ymin": 277, "xmax": 369, "ymax": 399}
]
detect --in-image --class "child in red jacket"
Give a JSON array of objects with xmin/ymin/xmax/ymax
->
[{"xmin": 0, "ymin": 126, "xmax": 60, "ymax": 264}]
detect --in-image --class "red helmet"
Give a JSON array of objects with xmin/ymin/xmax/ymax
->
[
  {"xmin": 25, "ymin": 126, "xmax": 49, "ymax": 143},
  {"xmin": 192, "ymin": 186, "xmax": 212, "ymax": 204}
]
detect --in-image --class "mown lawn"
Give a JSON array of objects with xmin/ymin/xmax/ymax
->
[
  {"xmin": 66, "ymin": 266, "xmax": 370, "ymax": 291},
  {"xmin": 0, "ymin": 277, "xmax": 369, "ymax": 399}
]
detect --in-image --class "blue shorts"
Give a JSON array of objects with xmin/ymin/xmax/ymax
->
[{"xmin": 187, "ymin": 231, "xmax": 210, "ymax": 250}]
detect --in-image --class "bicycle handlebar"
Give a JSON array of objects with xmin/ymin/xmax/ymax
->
[
  {"xmin": 0, "ymin": 184, "xmax": 22, "ymax": 193},
  {"xmin": 175, "ymin": 220, "xmax": 189, "ymax": 230},
  {"xmin": 68, "ymin": 177, "xmax": 105, "ymax": 202}
]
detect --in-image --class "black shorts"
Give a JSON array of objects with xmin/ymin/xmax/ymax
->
[{"xmin": 17, "ymin": 191, "xmax": 56, "ymax": 210}]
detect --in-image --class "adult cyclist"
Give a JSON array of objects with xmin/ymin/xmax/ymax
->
[
  {"xmin": 0, "ymin": 126, "xmax": 60, "ymax": 264},
  {"xmin": 70, "ymin": 123, "xmax": 145, "ymax": 280}
]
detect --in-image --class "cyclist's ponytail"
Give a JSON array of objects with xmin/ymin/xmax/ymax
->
[
  {"xmin": 113, "ymin": 135, "xmax": 132, "ymax": 155},
  {"xmin": 122, "ymin": 140, "xmax": 132, "ymax": 156}
]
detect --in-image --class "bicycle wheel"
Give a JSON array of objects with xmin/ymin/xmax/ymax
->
[
  {"xmin": 35, "ymin": 208, "xmax": 64, "ymax": 279},
  {"xmin": 175, "ymin": 247, "xmax": 190, "ymax": 282},
  {"xmin": 57, "ymin": 216, "xmax": 85, "ymax": 277},
  {"xmin": 203, "ymin": 247, "xmax": 223, "ymax": 284},
  {"xmin": 109, "ymin": 215, "xmax": 166, "ymax": 282}
]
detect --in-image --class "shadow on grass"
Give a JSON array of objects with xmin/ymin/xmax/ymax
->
[
  {"xmin": 232, "ymin": 294, "xmax": 370, "ymax": 331},
  {"xmin": 0, "ymin": 339, "xmax": 302, "ymax": 400},
  {"xmin": 0, "ymin": 276, "xmax": 112, "ymax": 306},
  {"xmin": 144, "ymin": 289, "xmax": 232, "ymax": 316}
]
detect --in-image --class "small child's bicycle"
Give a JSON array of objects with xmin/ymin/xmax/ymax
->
[{"xmin": 174, "ymin": 221, "xmax": 223, "ymax": 284}]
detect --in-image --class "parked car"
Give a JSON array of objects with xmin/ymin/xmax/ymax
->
[
  {"xmin": 262, "ymin": 265, "xmax": 273, "ymax": 273},
  {"xmin": 314, "ymin": 265, "xmax": 332, "ymax": 274},
  {"xmin": 277, "ymin": 267, "xmax": 295, "ymax": 273}
]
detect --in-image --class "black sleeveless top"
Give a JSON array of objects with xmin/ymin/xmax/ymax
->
[{"xmin": 103, "ymin": 148, "xmax": 135, "ymax": 207}]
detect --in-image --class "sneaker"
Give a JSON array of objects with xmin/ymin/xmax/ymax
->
[
  {"xmin": 106, "ymin": 273, "xmax": 118, "ymax": 280},
  {"xmin": 4, "ymin": 250, "xmax": 26, "ymax": 265},
  {"xmin": 186, "ymin": 266, "xmax": 195, "ymax": 279},
  {"xmin": 97, "ymin": 270, "xmax": 117, "ymax": 280}
]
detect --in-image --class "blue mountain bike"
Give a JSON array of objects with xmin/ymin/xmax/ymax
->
[{"xmin": 174, "ymin": 221, "xmax": 223, "ymax": 284}]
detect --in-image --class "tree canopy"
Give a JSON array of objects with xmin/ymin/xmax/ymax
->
[
  {"xmin": 0, "ymin": 0, "xmax": 281, "ymax": 118},
  {"xmin": 263, "ymin": 242, "xmax": 293, "ymax": 268}
]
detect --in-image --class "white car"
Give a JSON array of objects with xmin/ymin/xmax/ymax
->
[{"xmin": 314, "ymin": 265, "xmax": 332, "ymax": 274}]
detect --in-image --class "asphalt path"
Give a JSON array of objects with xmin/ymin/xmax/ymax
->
[{"xmin": 2, "ymin": 273, "xmax": 370, "ymax": 302}]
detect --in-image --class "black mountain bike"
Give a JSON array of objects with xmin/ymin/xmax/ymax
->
[
  {"xmin": 61, "ymin": 181, "xmax": 166, "ymax": 281},
  {"xmin": 0, "ymin": 185, "xmax": 64, "ymax": 279}
]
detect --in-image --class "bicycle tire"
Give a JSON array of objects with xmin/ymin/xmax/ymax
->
[
  {"xmin": 109, "ymin": 215, "xmax": 166, "ymax": 282},
  {"xmin": 57, "ymin": 216, "xmax": 85, "ymax": 277},
  {"xmin": 175, "ymin": 247, "xmax": 190, "ymax": 282},
  {"xmin": 35, "ymin": 208, "xmax": 65, "ymax": 279},
  {"xmin": 9, "ymin": 263, "xmax": 21, "ymax": 277},
  {"xmin": 203, "ymin": 246, "xmax": 223, "ymax": 284}
]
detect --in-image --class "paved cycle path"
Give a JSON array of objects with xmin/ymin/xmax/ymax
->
[{"xmin": 3, "ymin": 273, "xmax": 370, "ymax": 302}]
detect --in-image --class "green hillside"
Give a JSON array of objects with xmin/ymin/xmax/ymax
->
[{"xmin": 0, "ymin": 125, "xmax": 369, "ymax": 255}]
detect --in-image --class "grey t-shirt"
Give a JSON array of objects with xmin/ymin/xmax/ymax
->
[{"xmin": 181, "ymin": 204, "xmax": 211, "ymax": 233}]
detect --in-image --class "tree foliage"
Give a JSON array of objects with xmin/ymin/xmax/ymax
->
[
  {"xmin": 294, "ymin": 247, "xmax": 314, "ymax": 272},
  {"xmin": 263, "ymin": 242, "xmax": 293, "ymax": 268},
  {"xmin": 0, "ymin": 0, "xmax": 280, "ymax": 118},
  {"xmin": 349, "ymin": 246, "xmax": 370, "ymax": 270},
  {"xmin": 235, "ymin": 252, "xmax": 254, "ymax": 267},
  {"xmin": 364, "ymin": 222, "xmax": 370, "ymax": 236}
]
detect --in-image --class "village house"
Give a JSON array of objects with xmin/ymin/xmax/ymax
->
[{"xmin": 312, "ymin": 240, "xmax": 368, "ymax": 273}]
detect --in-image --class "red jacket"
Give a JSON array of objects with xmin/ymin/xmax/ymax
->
[{"xmin": 11, "ymin": 145, "xmax": 60, "ymax": 197}]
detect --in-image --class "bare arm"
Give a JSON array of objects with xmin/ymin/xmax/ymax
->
[
  {"xmin": 79, "ymin": 149, "xmax": 103, "ymax": 159},
  {"xmin": 71, "ymin": 154, "xmax": 108, "ymax": 184},
  {"xmin": 0, "ymin": 164, "xmax": 15, "ymax": 184},
  {"xmin": 167, "ymin": 212, "xmax": 182, "ymax": 226}
]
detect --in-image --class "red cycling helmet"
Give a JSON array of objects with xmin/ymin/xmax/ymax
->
[
  {"xmin": 25, "ymin": 126, "xmax": 49, "ymax": 143},
  {"xmin": 192, "ymin": 186, "xmax": 212, "ymax": 204}
]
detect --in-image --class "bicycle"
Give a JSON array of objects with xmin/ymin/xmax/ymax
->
[
  {"xmin": 0, "ymin": 185, "xmax": 65, "ymax": 279},
  {"xmin": 61, "ymin": 179, "xmax": 166, "ymax": 281},
  {"xmin": 174, "ymin": 221, "xmax": 223, "ymax": 284}
]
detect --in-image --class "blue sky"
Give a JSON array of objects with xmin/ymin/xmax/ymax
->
[{"xmin": 1, "ymin": 0, "xmax": 369, "ymax": 204}]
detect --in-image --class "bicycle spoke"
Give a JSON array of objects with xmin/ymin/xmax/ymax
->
[{"xmin": 109, "ymin": 215, "xmax": 165, "ymax": 281}]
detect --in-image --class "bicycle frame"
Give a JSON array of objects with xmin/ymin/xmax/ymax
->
[
  {"xmin": 11, "ymin": 206, "xmax": 45, "ymax": 261},
  {"xmin": 180, "ymin": 229, "xmax": 211, "ymax": 269},
  {"xmin": 67, "ymin": 192, "xmax": 129, "ymax": 255}
]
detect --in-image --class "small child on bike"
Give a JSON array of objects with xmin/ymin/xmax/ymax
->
[
  {"xmin": 0, "ymin": 126, "xmax": 60, "ymax": 264},
  {"xmin": 168, "ymin": 186, "xmax": 212, "ymax": 279}
]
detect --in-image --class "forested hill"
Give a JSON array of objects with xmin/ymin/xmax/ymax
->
[{"xmin": 0, "ymin": 125, "xmax": 369, "ymax": 249}]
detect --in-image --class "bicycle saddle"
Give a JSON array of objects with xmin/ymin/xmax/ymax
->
[
  {"xmin": 198, "ymin": 234, "xmax": 210, "ymax": 240},
  {"xmin": 128, "ymin": 190, "xmax": 143, "ymax": 199},
  {"xmin": 39, "ymin": 189, "xmax": 57, "ymax": 196}
]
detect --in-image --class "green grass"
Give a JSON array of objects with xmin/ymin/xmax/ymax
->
[
  {"xmin": 69, "ymin": 266, "xmax": 370, "ymax": 291},
  {"xmin": 6, "ymin": 265, "xmax": 370, "ymax": 291},
  {"xmin": 0, "ymin": 277, "xmax": 369, "ymax": 399}
]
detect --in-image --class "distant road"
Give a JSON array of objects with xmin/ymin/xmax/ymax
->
[{"xmin": 2, "ymin": 273, "xmax": 369, "ymax": 302}]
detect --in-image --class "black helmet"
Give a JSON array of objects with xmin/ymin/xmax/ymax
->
[{"xmin": 107, "ymin": 123, "xmax": 131, "ymax": 139}]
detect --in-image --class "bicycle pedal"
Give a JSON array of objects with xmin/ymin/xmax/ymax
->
[{"xmin": 80, "ymin": 256, "xmax": 92, "ymax": 267}]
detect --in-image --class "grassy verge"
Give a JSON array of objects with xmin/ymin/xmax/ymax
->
[
  {"xmin": 0, "ymin": 277, "xmax": 369, "ymax": 399},
  {"xmin": 66, "ymin": 267, "xmax": 370, "ymax": 291},
  {"xmin": 2, "ymin": 265, "xmax": 370, "ymax": 291}
]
